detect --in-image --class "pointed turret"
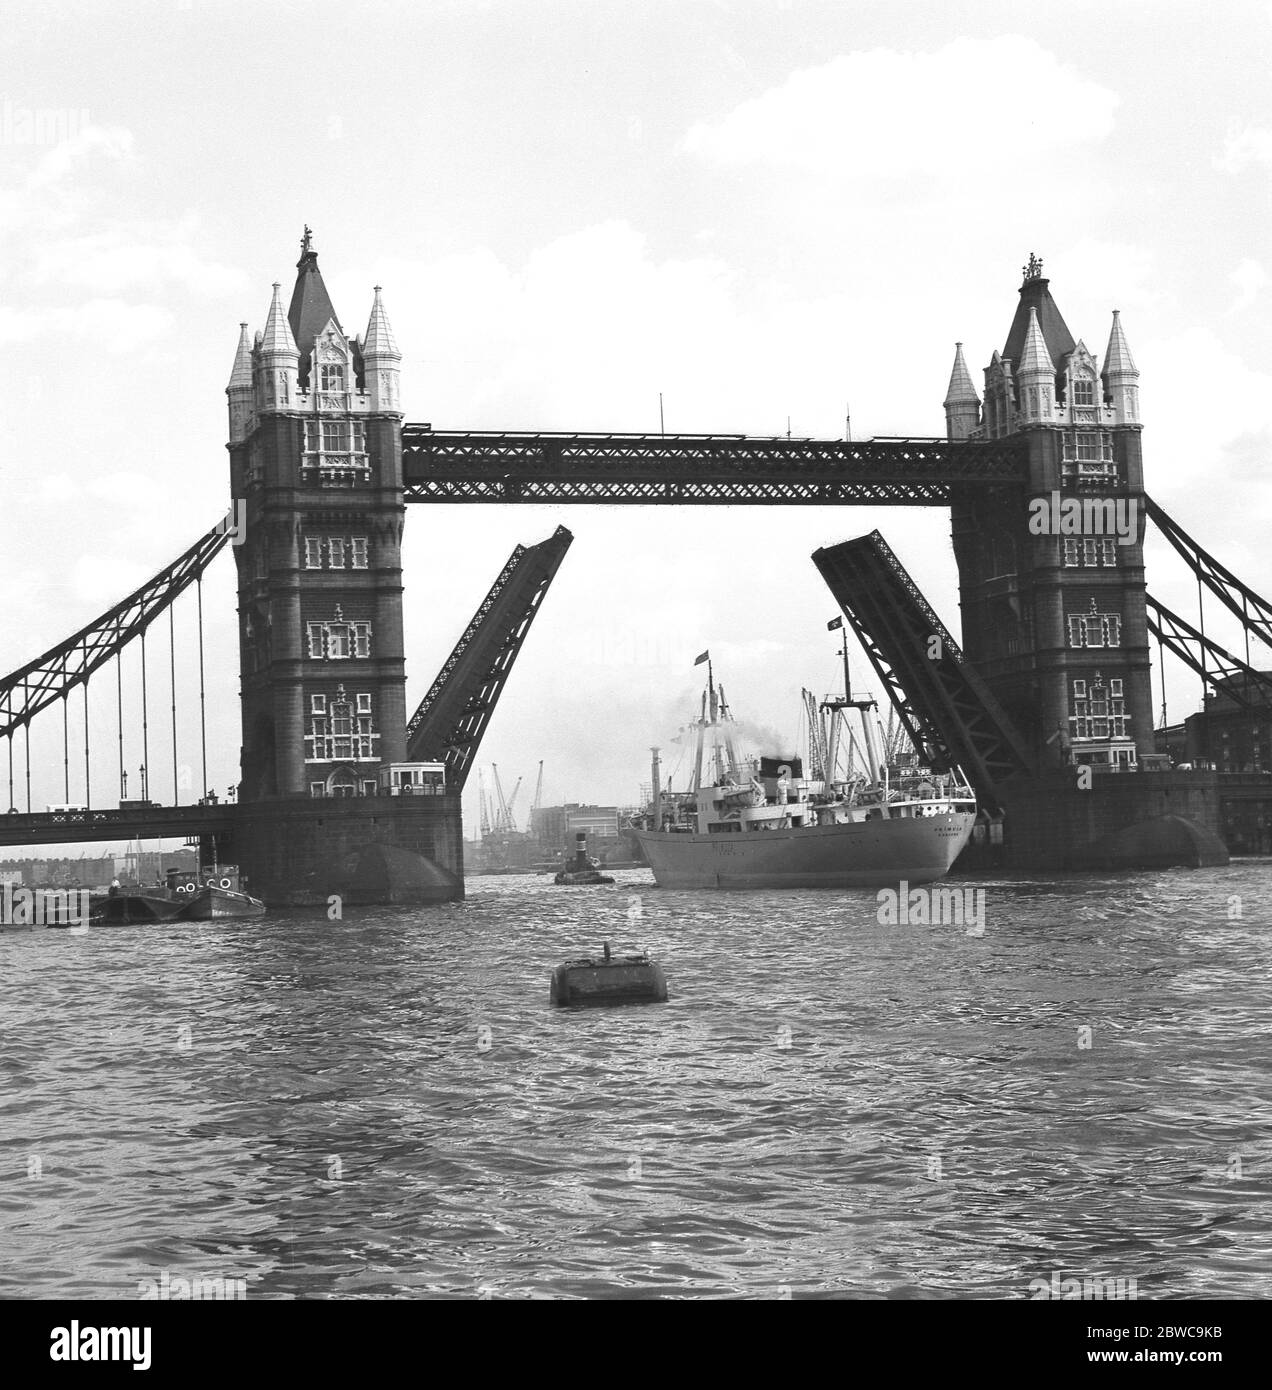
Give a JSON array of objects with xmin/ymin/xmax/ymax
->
[
  {"xmin": 288, "ymin": 226, "xmax": 343, "ymax": 387},
  {"xmin": 258, "ymin": 281, "xmax": 299, "ymax": 413},
  {"xmin": 1016, "ymin": 307, "xmax": 1055, "ymax": 423},
  {"xmin": 260, "ymin": 281, "xmax": 299, "ymax": 356},
  {"xmin": 363, "ymin": 285, "xmax": 401, "ymax": 413},
  {"xmin": 943, "ymin": 343, "xmax": 980, "ymax": 440},
  {"xmin": 1002, "ymin": 253, "xmax": 1075, "ymax": 377},
  {"xmin": 1101, "ymin": 310, "xmax": 1140, "ymax": 424},
  {"xmin": 226, "ymin": 322, "xmax": 254, "ymax": 443}
]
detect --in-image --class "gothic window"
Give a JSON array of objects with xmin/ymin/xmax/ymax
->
[
  {"xmin": 328, "ymin": 537, "xmax": 347, "ymax": 569},
  {"xmin": 328, "ymin": 623, "xmax": 351, "ymax": 659},
  {"xmin": 1063, "ymin": 537, "xmax": 1118, "ymax": 567},
  {"xmin": 304, "ymin": 538, "xmax": 323, "ymax": 569},
  {"xmin": 310, "ymin": 694, "xmax": 326, "ymax": 714},
  {"xmin": 331, "ymin": 700, "xmax": 353, "ymax": 758},
  {"xmin": 356, "ymin": 692, "xmax": 372, "ymax": 714},
  {"xmin": 1067, "ymin": 611, "xmax": 1121, "ymax": 648},
  {"xmin": 351, "ymin": 537, "xmax": 369, "ymax": 569},
  {"xmin": 310, "ymin": 781, "xmax": 326, "ymax": 798},
  {"xmin": 306, "ymin": 614, "xmax": 372, "ymax": 660},
  {"xmin": 1072, "ymin": 377, "xmax": 1095, "ymax": 407},
  {"xmin": 1069, "ymin": 676, "xmax": 1130, "ymax": 741},
  {"xmin": 320, "ymin": 364, "xmax": 345, "ymax": 392},
  {"xmin": 322, "ymin": 420, "xmax": 349, "ymax": 451}
]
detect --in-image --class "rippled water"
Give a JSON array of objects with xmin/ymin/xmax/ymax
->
[{"xmin": 3, "ymin": 864, "xmax": 1271, "ymax": 1299}]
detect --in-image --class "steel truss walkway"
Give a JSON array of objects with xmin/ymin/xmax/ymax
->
[
  {"xmin": 0, "ymin": 520, "xmax": 230, "ymax": 737},
  {"xmin": 1145, "ymin": 596, "xmax": 1272, "ymax": 712},
  {"xmin": 401, "ymin": 428, "xmax": 1027, "ymax": 504},
  {"xmin": 406, "ymin": 526, "xmax": 573, "ymax": 788},
  {"xmin": 1144, "ymin": 495, "xmax": 1272, "ymax": 711},
  {"xmin": 0, "ymin": 802, "xmax": 237, "ymax": 849},
  {"xmin": 813, "ymin": 531, "xmax": 1035, "ymax": 815}
]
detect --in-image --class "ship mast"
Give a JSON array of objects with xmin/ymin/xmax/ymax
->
[
  {"xmin": 690, "ymin": 690, "xmax": 707, "ymax": 793},
  {"xmin": 717, "ymin": 684, "xmax": 740, "ymax": 779}
]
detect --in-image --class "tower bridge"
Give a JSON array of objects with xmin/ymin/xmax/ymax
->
[{"xmin": 3, "ymin": 237, "xmax": 1270, "ymax": 896}]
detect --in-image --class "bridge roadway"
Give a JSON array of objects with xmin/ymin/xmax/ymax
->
[
  {"xmin": 0, "ymin": 803, "xmax": 238, "ymax": 849},
  {"xmin": 400, "ymin": 429, "xmax": 1028, "ymax": 504}
]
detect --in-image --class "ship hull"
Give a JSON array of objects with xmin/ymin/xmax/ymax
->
[
  {"xmin": 634, "ymin": 811, "xmax": 975, "ymax": 889},
  {"xmin": 178, "ymin": 887, "xmax": 266, "ymax": 919}
]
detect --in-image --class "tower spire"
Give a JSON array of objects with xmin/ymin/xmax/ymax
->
[
  {"xmin": 226, "ymin": 322, "xmax": 253, "ymax": 443},
  {"xmin": 1101, "ymin": 309, "xmax": 1140, "ymax": 424},
  {"xmin": 943, "ymin": 342, "xmax": 980, "ymax": 440},
  {"xmin": 1016, "ymin": 307, "xmax": 1054, "ymax": 423},
  {"xmin": 258, "ymin": 281, "xmax": 299, "ymax": 412},
  {"xmin": 362, "ymin": 284, "xmax": 401, "ymax": 413},
  {"xmin": 287, "ymin": 226, "xmax": 342, "ymax": 387}
]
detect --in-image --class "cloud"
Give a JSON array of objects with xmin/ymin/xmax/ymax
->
[
  {"xmin": 680, "ymin": 36, "xmax": 1118, "ymax": 178},
  {"xmin": 24, "ymin": 124, "xmax": 136, "ymax": 191},
  {"xmin": 1215, "ymin": 124, "xmax": 1272, "ymax": 173},
  {"xmin": 1228, "ymin": 257, "xmax": 1267, "ymax": 314},
  {"xmin": 0, "ymin": 297, "xmax": 173, "ymax": 350},
  {"xmin": 28, "ymin": 221, "xmax": 249, "ymax": 300}
]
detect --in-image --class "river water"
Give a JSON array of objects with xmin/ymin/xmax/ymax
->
[{"xmin": 2, "ymin": 864, "xmax": 1270, "ymax": 1300}]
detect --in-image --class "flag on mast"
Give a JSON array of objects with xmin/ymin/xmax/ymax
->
[
  {"xmin": 827, "ymin": 617, "xmax": 843, "ymax": 631},
  {"xmin": 694, "ymin": 650, "xmax": 710, "ymax": 665}
]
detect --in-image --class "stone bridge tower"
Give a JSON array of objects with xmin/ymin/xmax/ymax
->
[
  {"xmin": 225, "ymin": 230, "xmax": 461, "ymax": 903},
  {"xmin": 945, "ymin": 256, "xmax": 1155, "ymax": 773}
]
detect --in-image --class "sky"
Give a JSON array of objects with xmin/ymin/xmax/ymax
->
[{"xmin": 2, "ymin": 0, "xmax": 1272, "ymax": 848}]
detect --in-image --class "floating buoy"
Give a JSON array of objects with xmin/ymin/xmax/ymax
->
[{"xmin": 550, "ymin": 941, "xmax": 668, "ymax": 1007}]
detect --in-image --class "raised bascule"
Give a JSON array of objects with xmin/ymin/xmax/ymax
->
[{"xmin": 3, "ymin": 239, "xmax": 1271, "ymax": 890}]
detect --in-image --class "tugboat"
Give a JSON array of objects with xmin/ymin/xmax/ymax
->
[
  {"xmin": 168, "ymin": 865, "xmax": 266, "ymax": 919},
  {"xmin": 553, "ymin": 833, "xmax": 616, "ymax": 885},
  {"xmin": 88, "ymin": 862, "xmax": 266, "ymax": 924},
  {"xmin": 632, "ymin": 652, "xmax": 977, "ymax": 889}
]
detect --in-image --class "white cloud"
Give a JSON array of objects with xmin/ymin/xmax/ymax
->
[
  {"xmin": 28, "ymin": 221, "xmax": 249, "ymax": 300},
  {"xmin": 0, "ymin": 298, "xmax": 173, "ymax": 351},
  {"xmin": 1215, "ymin": 123, "xmax": 1272, "ymax": 173},
  {"xmin": 1228, "ymin": 257, "xmax": 1267, "ymax": 314},
  {"xmin": 24, "ymin": 124, "xmax": 136, "ymax": 191},
  {"xmin": 680, "ymin": 36, "xmax": 1118, "ymax": 178}
]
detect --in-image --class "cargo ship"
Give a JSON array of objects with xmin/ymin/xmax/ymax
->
[{"xmin": 631, "ymin": 654, "xmax": 977, "ymax": 889}]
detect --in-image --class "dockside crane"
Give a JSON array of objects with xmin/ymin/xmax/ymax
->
[
  {"xmin": 491, "ymin": 764, "xmax": 510, "ymax": 834},
  {"xmin": 504, "ymin": 776, "xmax": 524, "ymax": 833},
  {"xmin": 477, "ymin": 768, "xmax": 491, "ymax": 838}
]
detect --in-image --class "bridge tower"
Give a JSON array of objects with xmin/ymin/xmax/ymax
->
[
  {"xmin": 225, "ymin": 229, "xmax": 462, "ymax": 903},
  {"xmin": 946, "ymin": 255, "xmax": 1154, "ymax": 773}
]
